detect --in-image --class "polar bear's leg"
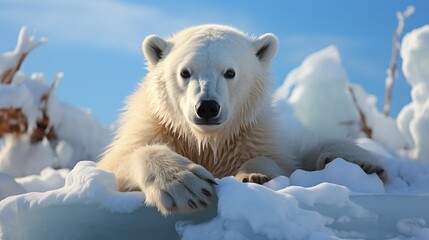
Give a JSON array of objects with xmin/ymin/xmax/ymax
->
[
  {"xmin": 235, "ymin": 157, "xmax": 286, "ymax": 184},
  {"xmin": 300, "ymin": 139, "xmax": 387, "ymax": 181},
  {"xmin": 126, "ymin": 144, "xmax": 216, "ymax": 215}
]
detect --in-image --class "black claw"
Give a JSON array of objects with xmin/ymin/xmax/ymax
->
[
  {"xmin": 262, "ymin": 176, "xmax": 269, "ymax": 183},
  {"xmin": 199, "ymin": 200, "xmax": 208, "ymax": 208},
  {"xmin": 202, "ymin": 188, "xmax": 212, "ymax": 197},
  {"xmin": 206, "ymin": 179, "xmax": 218, "ymax": 185},
  {"xmin": 188, "ymin": 199, "xmax": 197, "ymax": 209},
  {"xmin": 163, "ymin": 191, "xmax": 177, "ymax": 212},
  {"xmin": 324, "ymin": 157, "xmax": 332, "ymax": 164},
  {"xmin": 171, "ymin": 199, "xmax": 177, "ymax": 210},
  {"xmin": 145, "ymin": 174, "xmax": 156, "ymax": 184},
  {"xmin": 242, "ymin": 178, "xmax": 249, "ymax": 183},
  {"xmin": 376, "ymin": 168, "xmax": 385, "ymax": 175}
]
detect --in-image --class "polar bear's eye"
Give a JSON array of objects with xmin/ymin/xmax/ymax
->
[
  {"xmin": 224, "ymin": 69, "xmax": 235, "ymax": 79},
  {"xmin": 180, "ymin": 69, "xmax": 191, "ymax": 79}
]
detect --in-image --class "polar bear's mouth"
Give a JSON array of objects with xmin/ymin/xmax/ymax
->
[{"xmin": 193, "ymin": 119, "xmax": 223, "ymax": 126}]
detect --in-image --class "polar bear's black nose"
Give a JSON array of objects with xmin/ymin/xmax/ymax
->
[{"xmin": 196, "ymin": 100, "xmax": 220, "ymax": 120}]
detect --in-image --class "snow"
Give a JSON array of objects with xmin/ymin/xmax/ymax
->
[
  {"xmin": 0, "ymin": 136, "xmax": 56, "ymax": 177},
  {"xmin": 350, "ymin": 84, "xmax": 407, "ymax": 150},
  {"xmin": 0, "ymin": 72, "xmax": 111, "ymax": 173},
  {"xmin": 1, "ymin": 26, "xmax": 429, "ymax": 239},
  {"xmin": 178, "ymin": 177, "xmax": 333, "ymax": 240},
  {"xmin": 396, "ymin": 218, "xmax": 429, "ymax": 239},
  {"xmin": 289, "ymin": 158, "xmax": 385, "ymax": 193},
  {"xmin": 3, "ymin": 154, "xmax": 428, "ymax": 239},
  {"xmin": 398, "ymin": 25, "xmax": 429, "ymax": 162},
  {"xmin": 262, "ymin": 175, "xmax": 290, "ymax": 191},
  {"xmin": 0, "ymin": 27, "xmax": 46, "ymax": 76},
  {"xmin": 0, "ymin": 27, "xmax": 111, "ymax": 178},
  {"xmin": 0, "ymin": 173, "xmax": 25, "ymax": 200},
  {"xmin": 274, "ymin": 46, "xmax": 360, "ymax": 138},
  {"xmin": 15, "ymin": 167, "xmax": 69, "ymax": 193},
  {"xmin": 0, "ymin": 161, "xmax": 144, "ymax": 228},
  {"xmin": 274, "ymin": 45, "xmax": 407, "ymax": 151},
  {"xmin": 178, "ymin": 154, "xmax": 429, "ymax": 239}
]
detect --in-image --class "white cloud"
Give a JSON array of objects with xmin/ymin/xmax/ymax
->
[
  {"xmin": 0, "ymin": 0, "xmax": 261, "ymax": 55},
  {"xmin": 0, "ymin": 0, "xmax": 205, "ymax": 54}
]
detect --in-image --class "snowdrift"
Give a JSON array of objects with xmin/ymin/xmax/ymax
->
[
  {"xmin": 1, "ymin": 156, "xmax": 429, "ymax": 239},
  {"xmin": 1, "ymin": 25, "xmax": 429, "ymax": 239}
]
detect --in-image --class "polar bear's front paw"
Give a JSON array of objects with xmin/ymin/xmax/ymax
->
[
  {"xmin": 305, "ymin": 139, "xmax": 388, "ymax": 183},
  {"xmin": 143, "ymin": 160, "xmax": 216, "ymax": 215},
  {"xmin": 317, "ymin": 152, "xmax": 388, "ymax": 183}
]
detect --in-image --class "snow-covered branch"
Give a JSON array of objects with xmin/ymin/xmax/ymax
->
[
  {"xmin": 0, "ymin": 27, "xmax": 110, "ymax": 177},
  {"xmin": 0, "ymin": 27, "xmax": 47, "ymax": 138},
  {"xmin": 30, "ymin": 73, "xmax": 63, "ymax": 143},
  {"xmin": 383, "ymin": 6, "xmax": 414, "ymax": 116},
  {"xmin": 0, "ymin": 27, "xmax": 46, "ymax": 84},
  {"xmin": 349, "ymin": 87, "xmax": 372, "ymax": 138}
]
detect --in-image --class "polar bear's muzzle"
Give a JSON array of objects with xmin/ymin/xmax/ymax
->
[{"xmin": 193, "ymin": 100, "xmax": 223, "ymax": 125}]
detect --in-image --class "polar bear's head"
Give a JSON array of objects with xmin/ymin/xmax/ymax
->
[{"xmin": 142, "ymin": 25, "xmax": 278, "ymax": 139}]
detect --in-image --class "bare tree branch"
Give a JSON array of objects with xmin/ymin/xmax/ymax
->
[
  {"xmin": 0, "ymin": 41, "xmax": 46, "ymax": 85},
  {"xmin": 349, "ymin": 87, "xmax": 372, "ymax": 138},
  {"xmin": 30, "ymin": 73, "xmax": 63, "ymax": 143},
  {"xmin": 383, "ymin": 6, "xmax": 414, "ymax": 116}
]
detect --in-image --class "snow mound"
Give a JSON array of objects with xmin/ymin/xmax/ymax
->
[
  {"xmin": 0, "ymin": 162, "xmax": 147, "ymax": 240},
  {"xmin": 16, "ymin": 167, "xmax": 69, "ymax": 193},
  {"xmin": 0, "ymin": 136, "xmax": 56, "ymax": 177},
  {"xmin": 179, "ymin": 155, "xmax": 429, "ymax": 239},
  {"xmin": 2, "ymin": 143, "xmax": 429, "ymax": 239},
  {"xmin": 290, "ymin": 158, "xmax": 384, "ymax": 193},
  {"xmin": 0, "ymin": 72, "xmax": 111, "ymax": 175},
  {"xmin": 0, "ymin": 27, "xmax": 111, "ymax": 179},
  {"xmin": 274, "ymin": 46, "xmax": 359, "ymax": 138},
  {"xmin": 0, "ymin": 161, "xmax": 145, "ymax": 238},
  {"xmin": 274, "ymin": 45, "xmax": 406, "ymax": 152},
  {"xmin": 2, "ymin": 161, "xmax": 143, "ymax": 211},
  {"xmin": 396, "ymin": 218, "xmax": 429, "ymax": 239},
  {"xmin": 398, "ymin": 25, "xmax": 429, "ymax": 162},
  {"xmin": 178, "ymin": 177, "xmax": 333, "ymax": 240}
]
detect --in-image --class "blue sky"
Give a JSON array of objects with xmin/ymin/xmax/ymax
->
[{"xmin": 1, "ymin": 0, "xmax": 428, "ymax": 125}]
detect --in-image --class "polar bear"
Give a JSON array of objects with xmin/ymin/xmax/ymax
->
[{"xmin": 97, "ymin": 24, "xmax": 385, "ymax": 215}]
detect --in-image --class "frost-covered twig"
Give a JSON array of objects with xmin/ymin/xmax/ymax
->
[
  {"xmin": 383, "ymin": 6, "xmax": 414, "ymax": 116},
  {"xmin": 30, "ymin": 73, "xmax": 63, "ymax": 143},
  {"xmin": 0, "ymin": 27, "xmax": 47, "ymax": 84},
  {"xmin": 0, "ymin": 27, "xmax": 54, "ymax": 140},
  {"xmin": 349, "ymin": 87, "xmax": 372, "ymax": 138}
]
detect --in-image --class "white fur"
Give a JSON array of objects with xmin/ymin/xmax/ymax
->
[{"xmin": 97, "ymin": 24, "xmax": 385, "ymax": 215}]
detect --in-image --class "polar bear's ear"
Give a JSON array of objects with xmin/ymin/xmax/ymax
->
[
  {"xmin": 253, "ymin": 33, "xmax": 279, "ymax": 63},
  {"xmin": 142, "ymin": 35, "xmax": 169, "ymax": 67}
]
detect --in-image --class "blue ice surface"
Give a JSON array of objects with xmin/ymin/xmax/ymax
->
[{"xmin": 7, "ymin": 195, "xmax": 429, "ymax": 240}]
